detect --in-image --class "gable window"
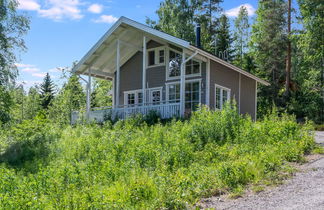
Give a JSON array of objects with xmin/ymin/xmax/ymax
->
[
  {"xmin": 124, "ymin": 90, "xmax": 143, "ymax": 106},
  {"xmin": 147, "ymin": 47, "xmax": 165, "ymax": 67},
  {"xmin": 168, "ymin": 49, "xmax": 182, "ymax": 78},
  {"xmin": 185, "ymin": 59, "xmax": 201, "ymax": 75},
  {"xmin": 215, "ymin": 84, "xmax": 231, "ymax": 110}
]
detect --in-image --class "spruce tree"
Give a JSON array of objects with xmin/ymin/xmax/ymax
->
[
  {"xmin": 40, "ymin": 73, "xmax": 55, "ymax": 109},
  {"xmin": 215, "ymin": 14, "xmax": 234, "ymax": 61}
]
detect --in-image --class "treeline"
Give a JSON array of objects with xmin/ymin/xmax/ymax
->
[{"xmin": 0, "ymin": 0, "xmax": 323, "ymax": 125}]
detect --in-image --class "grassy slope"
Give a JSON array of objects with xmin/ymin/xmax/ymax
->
[{"xmin": 0, "ymin": 106, "xmax": 315, "ymax": 209}]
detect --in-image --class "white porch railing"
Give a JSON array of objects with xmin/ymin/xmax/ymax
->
[{"xmin": 71, "ymin": 102, "xmax": 180, "ymax": 124}]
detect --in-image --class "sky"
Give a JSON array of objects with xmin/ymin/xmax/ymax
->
[{"xmin": 16, "ymin": 0, "xmax": 261, "ymax": 90}]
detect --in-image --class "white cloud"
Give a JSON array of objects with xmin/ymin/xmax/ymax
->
[
  {"xmin": 225, "ymin": 4, "xmax": 256, "ymax": 17},
  {"xmin": 15, "ymin": 63, "xmax": 40, "ymax": 73},
  {"xmin": 18, "ymin": 0, "xmax": 83, "ymax": 21},
  {"xmin": 38, "ymin": 0, "xmax": 83, "ymax": 21},
  {"xmin": 17, "ymin": 0, "xmax": 40, "ymax": 10},
  {"xmin": 48, "ymin": 67, "xmax": 64, "ymax": 73},
  {"xmin": 22, "ymin": 67, "xmax": 40, "ymax": 73},
  {"xmin": 93, "ymin": 15, "xmax": 118, "ymax": 24},
  {"xmin": 88, "ymin": 3, "xmax": 103, "ymax": 14},
  {"xmin": 32, "ymin": 72, "xmax": 46, "ymax": 78},
  {"xmin": 15, "ymin": 63, "xmax": 34, "ymax": 68}
]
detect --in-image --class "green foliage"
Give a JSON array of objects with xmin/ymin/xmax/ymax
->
[
  {"xmin": 0, "ymin": 86, "xmax": 13, "ymax": 124},
  {"xmin": 215, "ymin": 14, "xmax": 234, "ymax": 61},
  {"xmin": 91, "ymin": 78, "xmax": 112, "ymax": 108},
  {"xmin": 0, "ymin": 0, "xmax": 30, "ymax": 86},
  {"xmin": 0, "ymin": 106, "xmax": 315, "ymax": 208},
  {"xmin": 40, "ymin": 73, "xmax": 55, "ymax": 109}
]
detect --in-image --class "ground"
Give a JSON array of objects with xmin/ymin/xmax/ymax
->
[{"xmin": 199, "ymin": 132, "xmax": 324, "ymax": 210}]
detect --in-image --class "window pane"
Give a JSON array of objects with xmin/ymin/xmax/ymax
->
[
  {"xmin": 159, "ymin": 50, "xmax": 164, "ymax": 63},
  {"xmin": 222, "ymin": 89, "xmax": 228, "ymax": 105},
  {"xmin": 193, "ymin": 61, "xmax": 200, "ymax": 74},
  {"xmin": 138, "ymin": 92, "xmax": 143, "ymax": 104},
  {"xmin": 215, "ymin": 87, "xmax": 221, "ymax": 109},
  {"xmin": 152, "ymin": 90, "xmax": 161, "ymax": 105},
  {"xmin": 169, "ymin": 50, "xmax": 181, "ymax": 77},
  {"xmin": 192, "ymin": 82, "xmax": 199, "ymax": 91},
  {"xmin": 185, "ymin": 60, "xmax": 192, "ymax": 75},
  {"xmin": 148, "ymin": 51, "xmax": 155, "ymax": 66},
  {"xmin": 128, "ymin": 93, "xmax": 135, "ymax": 105}
]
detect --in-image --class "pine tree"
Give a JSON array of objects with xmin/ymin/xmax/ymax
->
[
  {"xmin": 249, "ymin": 0, "xmax": 287, "ymax": 115},
  {"xmin": 233, "ymin": 6, "xmax": 250, "ymax": 68},
  {"xmin": 40, "ymin": 73, "xmax": 55, "ymax": 109},
  {"xmin": 215, "ymin": 14, "xmax": 234, "ymax": 61}
]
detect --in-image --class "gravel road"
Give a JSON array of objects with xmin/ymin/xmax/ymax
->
[{"xmin": 199, "ymin": 131, "xmax": 324, "ymax": 210}]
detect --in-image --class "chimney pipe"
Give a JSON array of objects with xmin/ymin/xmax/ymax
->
[{"xmin": 195, "ymin": 24, "xmax": 201, "ymax": 49}]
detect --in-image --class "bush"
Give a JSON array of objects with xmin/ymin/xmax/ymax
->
[{"xmin": 0, "ymin": 105, "xmax": 316, "ymax": 208}]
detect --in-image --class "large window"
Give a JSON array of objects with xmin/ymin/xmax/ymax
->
[
  {"xmin": 167, "ymin": 83, "xmax": 180, "ymax": 103},
  {"xmin": 147, "ymin": 47, "xmax": 165, "ymax": 67},
  {"xmin": 168, "ymin": 49, "xmax": 182, "ymax": 78},
  {"xmin": 185, "ymin": 81, "xmax": 200, "ymax": 110},
  {"xmin": 124, "ymin": 90, "xmax": 143, "ymax": 106},
  {"xmin": 167, "ymin": 80, "xmax": 200, "ymax": 110},
  {"xmin": 215, "ymin": 84, "xmax": 231, "ymax": 110}
]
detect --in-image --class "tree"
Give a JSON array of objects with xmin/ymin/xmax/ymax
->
[
  {"xmin": 249, "ymin": 0, "xmax": 287, "ymax": 116},
  {"xmin": 40, "ymin": 73, "xmax": 55, "ymax": 109},
  {"xmin": 233, "ymin": 6, "xmax": 250, "ymax": 68},
  {"xmin": 0, "ymin": 86, "xmax": 12, "ymax": 124},
  {"xmin": 215, "ymin": 14, "xmax": 234, "ymax": 61},
  {"xmin": 146, "ymin": 0, "xmax": 223, "ymax": 52},
  {"xmin": 24, "ymin": 86, "xmax": 42, "ymax": 120},
  {"xmin": 285, "ymin": 0, "xmax": 292, "ymax": 97},
  {"xmin": 91, "ymin": 79, "xmax": 112, "ymax": 108},
  {"xmin": 0, "ymin": 0, "xmax": 30, "ymax": 86},
  {"xmin": 290, "ymin": 0, "xmax": 324, "ymax": 123},
  {"xmin": 49, "ymin": 74, "xmax": 85, "ymax": 124}
]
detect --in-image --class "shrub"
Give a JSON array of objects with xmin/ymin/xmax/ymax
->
[{"xmin": 0, "ymin": 105, "xmax": 316, "ymax": 208}]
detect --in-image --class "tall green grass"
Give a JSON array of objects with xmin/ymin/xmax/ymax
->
[{"xmin": 0, "ymin": 105, "xmax": 315, "ymax": 209}]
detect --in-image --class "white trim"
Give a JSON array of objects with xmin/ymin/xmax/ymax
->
[
  {"xmin": 255, "ymin": 81, "xmax": 257, "ymax": 121},
  {"xmin": 116, "ymin": 39, "xmax": 120, "ymax": 107},
  {"xmin": 72, "ymin": 16, "xmax": 189, "ymax": 74},
  {"xmin": 147, "ymin": 46, "xmax": 165, "ymax": 68},
  {"xmin": 166, "ymin": 78, "xmax": 202, "ymax": 105},
  {"xmin": 238, "ymin": 73, "xmax": 241, "ymax": 113},
  {"xmin": 206, "ymin": 58, "xmax": 210, "ymax": 106},
  {"xmin": 148, "ymin": 87, "xmax": 163, "ymax": 104},
  {"xmin": 142, "ymin": 36, "xmax": 147, "ymax": 105},
  {"xmin": 124, "ymin": 89, "xmax": 143, "ymax": 106},
  {"xmin": 112, "ymin": 77, "xmax": 115, "ymax": 108},
  {"xmin": 166, "ymin": 47, "xmax": 202, "ymax": 81},
  {"xmin": 214, "ymin": 83, "xmax": 231, "ymax": 110}
]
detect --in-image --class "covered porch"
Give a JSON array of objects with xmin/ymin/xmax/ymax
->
[{"xmin": 71, "ymin": 17, "xmax": 200, "ymax": 123}]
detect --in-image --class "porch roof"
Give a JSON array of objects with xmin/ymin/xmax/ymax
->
[{"xmin": 72, "ymin": 16, "xmax": 269, "ymax": 86}]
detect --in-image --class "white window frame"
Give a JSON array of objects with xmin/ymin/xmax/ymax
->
[
  {"xmin": 166, "ymin": 48, "xmax": 202, "ymax": 81},
  {"xmin": 148, "ymin": 87, "xmax": 163, "ymax": 105},
  {"xmin": 124, "ymin": 89, "xmax": 143, "ymax": 106},
  {"xmin": 214, "ymin": 84, "xmax": 231, "ymax": 110},
  {"xmin": 147, "ymin": 46, "xmax": 165, "ymax": 68},
  {"xmin": 166, "ymin": 78, "xmax": 201, "ymax": 105}
]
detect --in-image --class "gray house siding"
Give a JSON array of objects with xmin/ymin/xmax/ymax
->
[
  {"xmin": 240, "ymin": 74, "xmax": 256, "ymax": 120},
  {"xmin": 209, "ymin": 60, "xmax": 256, "ymax": 120},
  {"xmin": 209, "ymin": 60, "xmax": 240, "ymax": 107}
]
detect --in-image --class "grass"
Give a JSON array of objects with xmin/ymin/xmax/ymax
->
[{"xmin": 0, "ymin": 105, "xmax": 316, "ymax": 209}]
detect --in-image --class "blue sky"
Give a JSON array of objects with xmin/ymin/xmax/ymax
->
[{"xmin": 16, "ymin": 0, "xmax": 260, "ymax": 90}]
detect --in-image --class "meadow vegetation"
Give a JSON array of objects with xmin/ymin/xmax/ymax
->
[{"xmin": 0, "ymin": 105, "xmax": 315, "ymax": 209}]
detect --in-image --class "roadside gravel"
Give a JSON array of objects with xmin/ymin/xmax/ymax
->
[{"xmin": 199, "ymin": 132, "xmax": 324, "ymax": 210}]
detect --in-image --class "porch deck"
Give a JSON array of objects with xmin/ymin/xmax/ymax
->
[{"xmin": 71, "ymin": 102, "xmax": 180, "ymax": 124}]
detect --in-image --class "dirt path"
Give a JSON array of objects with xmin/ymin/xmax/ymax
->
[{"xmin": 199, "ymin": 132, "xmax": 324, "ymax": 210}]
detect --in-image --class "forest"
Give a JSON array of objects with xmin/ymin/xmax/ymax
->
[{"xmin": 0, "ymin": 0, "xmax": 323, "ymax": 208}]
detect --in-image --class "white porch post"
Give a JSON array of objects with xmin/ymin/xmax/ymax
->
[
  {"xmin": 180, "ymin": 51, "xmax": 186, "ymax": 117},
  {"xmin": 142, "ymin": 36, "xmax": 146, "ymax": 105},
  {"xmin": 86, "ymin": 68, "xmax": 92, "ymax": 121},
  {"xmin": 112, "ymin": 77, "xmax": 115, "ymax": 108},
  {"xmin": 116, "ymin": 39, "xmax": 120, "ymax": 107}
]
